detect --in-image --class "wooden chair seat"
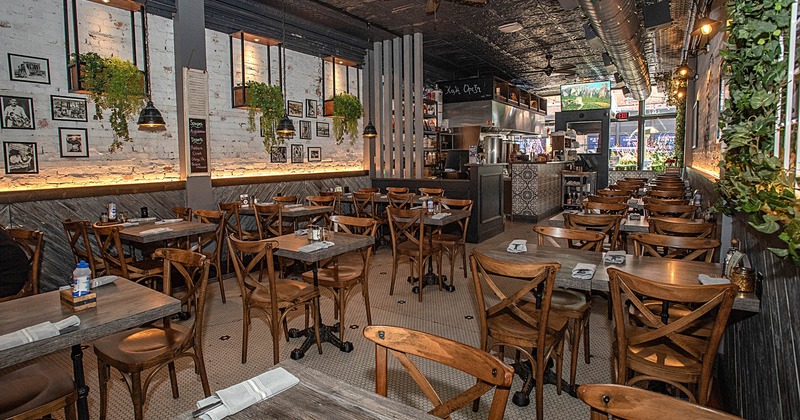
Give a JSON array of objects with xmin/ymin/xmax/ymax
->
[
  {"xmin": 487, "ymin": 302, "xmax": 568, "ymax": 346},
  {"xmin": 625, "ymin": 325, "xmax": 705, "ymax": 383},
  {"xmin": 301, "ymin": 265, "xmax": 361, "ymax": 287},
  {"xmin": 249, "ymin": 279, "xmax": 319, "ymax": 308},
  {"xmin": 94, "ymin": 324, "xmax": 191, "ymax": 369},
  {"xmin": 551, "ymin": 288, "xmax": 590, "ymax": 312},
  {"xmin": 0, "ymin": 363, "xmax": 76, "ymax": 420},
  {"xmin": 396, "ymin": 240, "xmax": 441, "ymax": 255},
  {"xmin": 431, "ymin": 232, "xmax": 459, "ymax": 243}
]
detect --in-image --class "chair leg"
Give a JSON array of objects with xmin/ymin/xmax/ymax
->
[
  {"xmin": 418, "ymin": 257, "xmax": 424, "ymax": 302},
  {"xmin": 216, "ymin": 261, "xmax": 226, "ymax": 304},
  {"xmin": 583, "ymin": 313, "xmax": 591, "ymax": 364},
  {"xmin": 535, "ymin": 357, "xmax": 545, "ymax": 420},
  {"xmin": 64, "ymin": 398, "xmax": 78, "ymax": 420},
  {"xmin": 97, "ymin": 359, "xmax": 110, "ymax": 420},
  {"xmin": 130, "ymin": 372, "xmax": 145, "ymax": 420},
  {"xmin": 195, "ymin": 345, "xmax": 211, "ymax": 396},
  {"xmin": 337, "ymin": 288, "xmax": 347, "ymax": 343},
  {"xmin": 282, "ymin": 310, "xmax": 290, "ymax": 342},
  {"xmin": 242, "ymin": 307, "xmax": 250, "ymax": 364},
  {"xmin": 569, "ymin": 318, "xmax": 581, "ymax": 387},
  {"xmin": 389, "ymin": 255, "xmax": 398, "ymax": 296},
  {"xmin": 168, "ymin": 361, "xmax": 179, "ymax": 398},
  {"xmin": 362, "ymin": 280, "xmax": 373, "ymax": 325},
  {"xmin": 272, "ymin": 316, "xmax": 281, "ymax": 365},
  {"xmin": 312, "ymin": 299, "xmax": 323, "ymax": 355},
  {"xmin": 460, "ymin": 244, "xmax": 467, "ymax": 279}
]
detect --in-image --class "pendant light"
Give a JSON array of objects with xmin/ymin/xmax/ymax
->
[
  {"xmin": 137, "ymin": 2, "xmax": 165, "ymax": 128},
  {"xmin": 362, "ymin": 23, "xmax": 378, "ymax": 139},
  {"xmin": 275, "ymin": 0, "xmax": 295, "ymax": 137},
  {"xmin": 691, "ymin": 16, "xmax": 722, "ymax": 37},
  {"xmin": 676, "ymin": 61, "xmax": 693, "ymax": 79}
]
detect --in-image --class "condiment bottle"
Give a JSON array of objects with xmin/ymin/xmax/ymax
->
[
  {"xmin": 107, "ymin": 202, "xmax": 117, "ymax": 222},
  {"xmin": 722, "ymin": 239, "xmax": 739, "ymax": 278},
  {"xmin": 72, "ymin": 260, "xmax": 92, "ymax": 297}
]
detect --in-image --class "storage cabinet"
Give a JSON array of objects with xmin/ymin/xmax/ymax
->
[{"xmin": 562, "ymin": 171, "xmax": 597, "ymax": 210}]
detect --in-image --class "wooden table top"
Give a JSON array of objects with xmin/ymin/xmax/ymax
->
[
  {"xmin": 271, "ymin": 231, "xmax": 375, "ymax": 264},
  {"xmin": 340, "ymin": 192, "xmax": 429, "ymax": 205},
  {"xmin": 390, "ymin": 208, "xmax": 471, "ymax": 227},
  {"xmin": 118, "ymin": 220, "xmax": 216, "ymax": 243},
  {"xmin": 175, "ymin": 359, "xmax": 434, "ymax": 420},
  {"xmin": 238, "ymin": 205, "xmax": 334, "ymax": 218},
  {"xmin": 0, "ymin": 279, "xmax": 180, "ymax": 369},
  {"xmin": 477, "ymin": 243, "xmax": 759, "ymax": 312}
]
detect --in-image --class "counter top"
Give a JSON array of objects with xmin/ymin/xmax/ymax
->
[{"xmin": 510, "ymin": 160, "xmax": 573, "ymax": 165}]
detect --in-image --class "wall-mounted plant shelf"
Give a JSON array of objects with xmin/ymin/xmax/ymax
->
[
  {"xmin": 322, "ymin": 55, "xmax": 360, "ymax": 117},
  {"xmin": 229, "ymin": 31, "xmax": 281, "ymax": 109}
]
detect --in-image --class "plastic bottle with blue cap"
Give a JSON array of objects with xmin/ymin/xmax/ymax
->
[{"xmin": 73, "ymin": 260, "xmax": 92, "ymax": 297}]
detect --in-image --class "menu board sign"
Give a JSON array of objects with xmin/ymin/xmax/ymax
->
[
  {"xmin": 440, "ymin": 78, "xmax": 493, "ymax": 103},
  {"xmin": 189, "ymin": 118, "xmax": 209, "ymax": 174}
]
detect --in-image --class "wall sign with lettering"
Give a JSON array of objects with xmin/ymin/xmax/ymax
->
[
  {"xmin": 189, "ymin": 118, "xmax": 209, "ymax": 175},
  {"xmin": 440, "ymin": 78, "xmax": 493, "ymax": 103}
]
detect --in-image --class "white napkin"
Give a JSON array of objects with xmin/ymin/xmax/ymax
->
[
  {"xmin": 507, "ymin": 239, "xmax": 527, "ymax": 253},
  {"xmin": 155, "ymin": 218, "xmax": 184, "ymax": 225},
  {"xmin": 121, "ymin": 222, "xmax": 139, "ymax": 227},
  {"xmin": 298, "ymin": 241, "xmax": 335, "ymax": 253},
  {"xmin": 431, "ymin": 212, "xmax": 451, "ymax": 220},
  {"xmin": 699, "ymin": 274, "xmax": 731, "ymax": 285},
  {"xmin": 139, "ymin": 227, "xmax": 173, "ymax": 235},
  {"xmin": 127, "ymin": 217, "xmax": 156, "ymax": 223},
  {"xmin": 195, "ymin": 367, "xmax": 299, "ymax": 420},
  {"xmin": 91, "ymin": 275, "xmax": 118, "ymax": 288},
  {"xmin": 572, "ymin": 263, "xmax": 597, "ymax": 279},
  {"xmin": 294, "ymin": 229, "xmax": 307, "ymax": 236},
  {"xmin": 604, "ymin": 250, "xmax": 626, "ymax": 264},
  {"xmin": 0, "ymin": 315, "xmax": 81, "ymax": 351}
]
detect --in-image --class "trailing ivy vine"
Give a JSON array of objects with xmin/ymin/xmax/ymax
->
[
  {"xmin": 716, "ymin": 0, "xmax": 799, "ymax": 263},
  {"xmin": 332, "ymin": 93, "xmax": 362, "ymax": 145}
]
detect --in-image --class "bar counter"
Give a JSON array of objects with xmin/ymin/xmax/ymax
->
[{"xmin": 510, "ymin": 161, "xmax": 571, "ymax": 222}]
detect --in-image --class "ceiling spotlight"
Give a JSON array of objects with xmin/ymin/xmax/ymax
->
[
  {"xmin": 691, "ymin": 16, "xmax": 722, "ymax": 37},
  {"xmin": 499, "ymin": 22, "xmax": 523, "ymax": 33},
  {"xmin": 253, "ymin": 37, "xmax": 260, "ymax": 42}
]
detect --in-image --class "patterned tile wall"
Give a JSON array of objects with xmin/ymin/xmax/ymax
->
[{"xmin": 510, "ymin": 162, "xmax": 569, "ymax": 221}]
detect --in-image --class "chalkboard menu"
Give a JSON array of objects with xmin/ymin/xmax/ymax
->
[
  {"xmin": 440, "ymin": 78, "xmax": 493, "ymax": 103},
  {"xmin": 189, "ymin": 118, "xmax": 209, "ymax": 174}
]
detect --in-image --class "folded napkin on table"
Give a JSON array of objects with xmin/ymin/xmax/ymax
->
[
  {"xmin": 0, "ymin": 315, "xmax": 81, "ymax": 351},
  {"xmin": 431, "ymin": 212, "xmax": 451, "ymax": 220},
  {"xmin": 121, "ymin": 222, "xmax": 139, "ymax": 227},
  {"xmin": 572, "ymin": 263, "xmax": 597, "ymax": 280},
  {"xmin": 195, "ymin": 367, "xmax": 299, "ymax": 420},
  {"xmin": 698, "ymin": 274, "xmax": 731, "ymax": 285},
  {"xmin": 507, "ymin": 239, "xmax": 527, "ymax": 253},
  {"xmin": 298, "ymin": 241, "xmax": 334, "ymax": 253},
  {"xmin": 604, "ymin": 250, "xmax": 626, "ymax": 264},
  {"xmin": 155, "ymin": 218, "xmax": 184, "ymax": 225},
  {"xmin": 91, "ymin": 275, "xmax": 118, "ymax": 288},
  {"xmin": 139, "ymin": 227, "xmax": 173, "ymax": 235},
  {"xmin": 127, "ymin": 217, "xmax": 156, "ymax": 224}
]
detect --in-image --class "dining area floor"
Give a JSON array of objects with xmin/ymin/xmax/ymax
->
[{"xmin": 13, "ymin": 220, "xmax": 616, "ymax": 419}]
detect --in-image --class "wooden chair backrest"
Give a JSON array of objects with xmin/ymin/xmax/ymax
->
[
  {"xmin": 418, "ymin": 187, "xmax": 444, "ymax": 197},
  {"xmin": 363, "ymin": 325, "xmax": 513, "ymax": 420},
  {"xmin": 597, "ymin": 189, "xmax": 630, "ymax": 198},
  {"xmin": 386, "ymin": 187, "xmax": 409, "ymax": 194},
  {"xmin": 2, "ymin": 228, "xmax": 43, "ymax": 299},
  {"xmin": 649, "ymin": 218, "xmax": 715, "ymax": 238},
  {"xmin": 608, "ymin": 185, "xmax": 637, "ymax": 195},
  {"xmin": 534, "ymin": 226, "xmax": 605, "ymax": 252},
  {"xmin": 218, "ymin": 202, "xmax": 244, "ymax": 239},
  {"xmin": 192, "ymin": 210, "xmax": 225, "ymax": 253},
  {"xmin": 615, "ymin": 181, "xmax": 642, "ymax": 191},
  {"xmin": 227, "ymin": 235, "xmax": 280, "ymax": 317},
  {"xmin": 387, "ymin": 207, "xmax": 425, "ymax": 253},
  {"xmin": 587, "ymin": 195, "xmax": 628, "ymax": 204},
  {"xmin": 631, "ymin": 233, "xmax": 720, "ymax": 262},
  {"xmin": 359, "ymin": 187, "xmax": 380, "ymax": 193},
  {"xmin": 153, "ymin": 248, "xmax": 209, "ymax": 345},
  {"xmin": 644, "ymin": 197, "xmax": 690, "ymax": 206},
  {"xmin": 607, "ymin": 268, "xmax": 738, "ymax": 405},
  {"xmin": 437, "ymin": 198, "xmax": 473, "ymax": 241},
  {"xmin": 63, "ymin": 219, "xmax": 102, "ymax": 277},
  {"xmin": 663, "ymin": 166, "xmax": 682, "ymax": 176},
  {"xmin": 273, "ymin": 195, "xmax": 299, "ymax": 205},
  {"xmin": 330, "ymin": 215, "xmax": 377, "ymax": 267},
  {"xmin": 92, "ymin": 223, "xmax": 131, "ymax": 279},
  {"xmin": 252, "ymin": 203, "xmax": 283, "ymax": 238},
  {"xmin": 387, "ymin": 192, "xmax": 415, "ymax": 209},
  {"xmin": 577, "ymin": 384, "xmax": 743, "ymax": 419},
  {"xmin": 644, "ymin": 203, "xmax": 698, "ymax": 218},
  {"xmin": 584, "ymin": 202, "xmax": 628, "ymax": 216},
  {"xmin": 352, "ymin": 192, "xmax": 377, "ymax": 219},
  {"xmin": 319, "ymin": 191, "xmax": 343, "ymax": 215},
  {"xmin": 648, "ymin": 188, "xmax": 685, "ymax": 199},
  {"xmin": 172, "ymin": 207, "xmax": 193, "ymax": 222},
  {"xmin": 306, "ymin": 195, "xmax": 336, "ymax": 227},
  {"xmin": 623, "ymin": 177, "xmax": 648, "ymax": 185},
  {"xmin": 564, "ymin": 213, "xmax": 622, "ymax": 251}
]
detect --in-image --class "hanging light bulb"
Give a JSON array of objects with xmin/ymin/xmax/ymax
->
[
  {"xmin": 676, "ymin": 61, "xmax": 693, "ymax": 79},
  {"xmin": 691, "ymin": 16, "xmax": 722, "ymax": 37},
  {"xmin": 276, "ymin": 0, "xmax": 295, "ymax": 137},
  {"xmin": 676, "ymin": 89, "xmax": 686, "ymax": 99},
  {"xmin": 137, "ymin": 3, "xmax": 165, "ymax": 128},
  {"xmin": 363, "ymin": 121, "xmax": 377, "ymax": 138}
]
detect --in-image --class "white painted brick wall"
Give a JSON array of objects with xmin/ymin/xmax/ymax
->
[{"xmin": 0, "ymin": 0, "xmax": 363, "ymax": 191}]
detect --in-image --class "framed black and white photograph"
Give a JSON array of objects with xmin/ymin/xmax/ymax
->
[
  {"xmin": 291, "ymin": 144, "xmax": 304, "ymax": 163},
  {"xmin": 59, "ymin": 127, "xmax": 89, "ymax": 158},
  {"xmin": 8, "ymin": 54, "xmax": 50, "ymax": 84},
  {"xmin": 51, "ymin": 95, "xmax": 87, "ymax": 122},
  {"xmin": 270, "ymin": 146, "xmax": 287, "ymax": 163},
  {"xmin": 316, "ymin": 121, "xmax": 330, "ymax": 137},
  {"xmin": 1, "ymin": 96, "xmax": 35, "ymax": 129},
  {"xmin": 307, "ymin": 146, "xmax": 321, "ymax": 162},
  {"xmin": 287, "ymin": 100, "xmax": 303, "ymax": 117},
  {"xmin": 3, "ymin": 141, "xmax": 38, "ymax": 174},
  {"xmin": 299, "ymin": 120, "xmax": 311, "ymax": 140},
  {"xmin": 306, "ymin": 99, "xmax": 317, "ymax": 118}
]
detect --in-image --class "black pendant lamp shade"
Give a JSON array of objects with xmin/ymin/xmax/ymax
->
[
  {"xmin": 137, "ymin": 100, "xmax": 165, "ymax": 127},
  {"xmin": 363, "ymin": 121, "xmax": 377, "ymax": 138},
  {"xmin": 276, "ymin": 114, "xmax": 295, "ymax": 136}
]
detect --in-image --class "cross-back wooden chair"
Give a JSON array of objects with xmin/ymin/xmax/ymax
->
[
  {"xmin": 92, "ymin": 223, "xmax": 164, "ymax": 291},
  {"xmin": 587, "ymin": 194, "xmax": 628, "ymax": 204},
  {"xmin": 359, "ymin": 187, "xmax": 380, "ymax": 193},
  {"xmin": 353, "ymin": 191, "xmax": 387, "ymax": 243},
  {"xmin": 1, "ymin": 228, "xmax": 43, "ymax": 301},
  {"xmin": 647, "ymin": 189, "xmax": 685, "ymax": 199},
  {"xmin": 387, "ymin": 192, "xmax": 415, "ymax": 209},
  {"xmin": 432, "ymin": 198, "xmax": 473, "ymax": 282},
  {"xmin": 218, "ymin": 201, "xmax": 256, "ymax": 241},
  {"xmin": 301, "ymin": 216, "xmax": 376, "ymax": 344},
  {"xmin": 577, "ymin": 384, "xmax": 743, "ymax": 419},
  {"xmin": 607, "ymin": 268, "xmax": 738, "ymax": 405},
  {"xmin": 0, "ymin": 363, "xmax": 77, "ymax": 420},
  {"xmin": 93, "ymin": 248, "xmax": 211, "ymax": 420},
  {"xmin": 534, "ymin": 226, "xmax": 603, "ymax": 388},
  {"xmin": 63, "ymin": 219, "xmax": 105, "ymax": 278},
  {"xmin": 596, "ymin": 189, "xmax": 630, "ymax": 198},
  {"xmin": 319, "ymin": 191, "xmax": 343, "ymax": 215},
  {"xmin": 644, "ymin": 203, "xmax": 698, "ymax": 219},
  {"xmin": 306, "ymin": 195, "xmax": 336, "ymax": 228},
  {"xmin": 273, "ymin": 195, "xmax": 299, "ymax": 205},
  {"xmin": 386, "ymin": 186, "xmax": 409, "ymax": 194},
  {"xmin": 192, "ymin": 209, "xmax": 226, "ymax": 303},
  {"xmin": 253, "ymin": 203, "xmax": 283, "ymax": 238},
  {"xmin": 387, "ymin": 206, "xmax": 442, "ymax": 302},
  {"xmin": 227, "ymin": 235, "xmax": 321, "ymax": 365},
  {"xmin": 584, "ymin": 202, "xmax": 628, "ymax": 216},
  {"xmin": 564, "ymin": 213, "xmax": 623, "ymax": 251},
  {"xmin": 418, "ymin": 187, "xmax": 445, "ymax": 197},
  {"xmin": 470, "ymin": 251, "xmax": 566, "ymax": 420},
  {"xmin": 631, "ymin": 233, "xmax": 720, "ymax": 262},
  {"xmin": 364, "ymin": 325, "xmax": 514, "ymax": 420},
  {"xmin": 643, "ymin": 196, "xmax": 691, "ymax": 205},
  {"xmin": 649, "ymin": 217, "xmax": 716, "ymax": 238},
  {"xmin": 172, "ymin": 207, "xmax": 192, "ymax": 221}
]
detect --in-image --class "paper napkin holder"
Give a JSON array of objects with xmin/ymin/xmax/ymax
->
[{"xmin": 60, "ymin": 289, "xmax": 96, "ymax": 312}]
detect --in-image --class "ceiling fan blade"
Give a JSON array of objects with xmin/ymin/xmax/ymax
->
[
  {"xmin": 551, "ymin": 68, "xmax": 576, "ymax": 76},
  {"xmin": 426, "ymin": 0, "xmax": 441, "ymax": 14}
]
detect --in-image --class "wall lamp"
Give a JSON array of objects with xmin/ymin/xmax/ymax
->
[
  {"xmin": 691, "ymin": 16, "xmax": 722, "ymax": 37},
  {"xmin": 676, "ymin": 61, "xmax": 693, "ymax": 79}
]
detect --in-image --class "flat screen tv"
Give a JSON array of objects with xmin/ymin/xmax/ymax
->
[{"xmin": 560, "ymin": 81, "xmax": 611, "ymax": 111}]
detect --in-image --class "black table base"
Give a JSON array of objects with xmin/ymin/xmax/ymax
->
[
  {"xmin": 288, "ymin": 323, "xmax": 353, "ymax": 360},
  {"xmin": 71, "ymin": 344, "xmax": 90, "ymax": 420},
  {"xmin": 408, "ymin": 273, "xmax": 456, "ymax": 293},
  {"xmin": 509, "ymin": 359, "xmax": 578, "ymax": 406}
]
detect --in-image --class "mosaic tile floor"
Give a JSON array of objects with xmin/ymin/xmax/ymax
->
[{"xmin": 19, "ymin": 220, "xmax": 614, "ymax": 419}]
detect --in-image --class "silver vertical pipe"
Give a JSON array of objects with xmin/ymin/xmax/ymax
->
[
  {"xmin": 403, "ymin": 35, "xmax": 413, "ymax": 179},
  {"xmin": 382, "ymin": 40, "xmax": 392, "ymax": 178},
  {"xmin": 373, "ymin": 42, "xmax": 383, "ymax": 177},
  {"xmin": 393, "ymin": 38, "xmax": 403, "ymax": 178},
  {"xmin": 414, "ymin": 33, "xmax": 424, "ymax": 179}
]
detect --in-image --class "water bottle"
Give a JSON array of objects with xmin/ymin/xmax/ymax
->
[
  {"xmin": 107, "ymin": 201, "xmax": 117, "ymax": 222},
  {"xmin": 722, "ymin": 239, "xmax": 739, "ymax": 278},
  {"xmin": 72, "ymin": 260, "xmax": 92, "ymax": 297},
  {"xmin": 427, "ymin": 199, "xmax": 434, "ymax": 213}
]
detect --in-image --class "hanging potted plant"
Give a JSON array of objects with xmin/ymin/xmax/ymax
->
[
  {"xmin": 72, "ymin": 52, "xmax": 147, "ymax": 152},
  {"xmin": 331, "ymin": 93, "xmax": 362, "ymax": 145},
  {"xmin": 242, "ymin": 81, "xmax": 284, "ymax": 152}
]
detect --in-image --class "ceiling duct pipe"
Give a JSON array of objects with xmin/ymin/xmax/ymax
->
[{"xmin": 577, "ymin": 0, "xmax": 651, "ymax": 101}]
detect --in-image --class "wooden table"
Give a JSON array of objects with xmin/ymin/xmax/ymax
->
[
  {"xmin": 175, "ymin": 359, "xmax": 434, "ymax": 420},
  {"xmin": 117, "ymin": 220, "xmax": 216, "ymax": 243},
  {"xmin": 0, "ymin": 279, "xmax": 181, "ymax": 420},
  {"xmin": 271, "ymin": 231, "xmax": 375, "ymax": 358},
  {"xmin": 478, "ymin": 243, "xmax": 759, "ymax": 312},
  {"xmin": 547, "ymin": 211, "xmax": 706, "ymax": 233}
]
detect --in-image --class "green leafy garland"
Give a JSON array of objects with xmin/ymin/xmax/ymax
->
[
  {"xmin": 332, "ymin": 93, "xmax": 362, "ymax": 145},
  {"xmin": 716, "ymin": 0, "xmax": 799, "ymax": 263},
  {"xmin": 243, "ymin": 81, "xmax": 284, "ymax": 152}
]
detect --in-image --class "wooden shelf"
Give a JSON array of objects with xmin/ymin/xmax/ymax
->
[
  {"xmin": 229, "ymin": 31, "xmax": 281, "ymax": 47},
  {"xmin": 322, "ymin": 56, "xmax": 359, "ymax": 67},
  {"xmin": 85, "ymin": 0, "xmax": 142, "ymax": 12}
]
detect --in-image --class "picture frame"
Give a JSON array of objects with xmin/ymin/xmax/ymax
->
[
  {"xmin": 287, "ymin": 100, "xmax": 303, "ymax": 117},
  {"xmin": 0, "ymin": 96, "xmax": 35, "ymax": 129},
  {"xmin": 3, "ymin": 141, "xmax": 38, "ymax": 174},
  {"xmin": 316, "ymin": 121, "xmax": 330, "ymax": 137},
  {"xmin": 51, "ymin": 95, "xmax": 87, "ymax": 122},
  {"xmin": 291, "ymin": 144, "xmax": 304, "ymax": 163},
  {"xmin": 270, "ymin": 146, "xmax": 287, "ymax": 163},
  {"xmin": 8, "ymin": 53, "xmax": 50, "ymax": 84},
  {"xmin": 299, "ymin": 120, "xmax": 311, "ymax": 140},
  {"xmin": 59, "ymin": 128, "xmax": 89, "ymax": 157},
  {"xmin": 307, "ymin": 146, "xmax": 321, "ymax": 162},
  {"xmin": 306, "ymin": 99, "xmax": 317, "ymax": 118}
]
